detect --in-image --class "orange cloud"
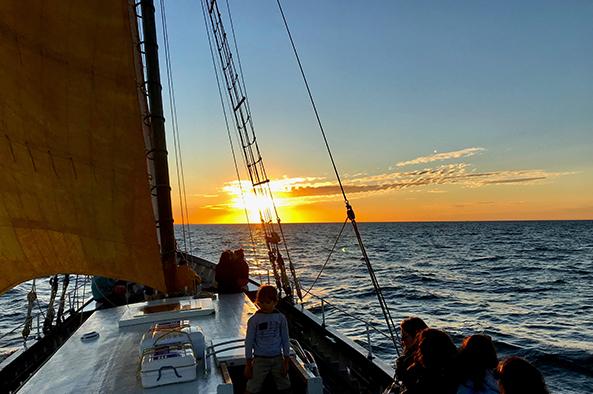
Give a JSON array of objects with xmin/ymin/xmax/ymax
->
[
  {"xmin": 396, "ymin": 147, "xmax": 485, "ymax": 167},
  {"xmin": 192, "ymin": 147, "xmax": 580, "ymax": 223}
]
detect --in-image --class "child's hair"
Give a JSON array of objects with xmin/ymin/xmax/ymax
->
[
  {"xmin": 497, "ymin": 356, "xmax": 549, "ymax": 394},
  {"xmin": 458, "ymin": 334, "xmax": 498, "ymax": 389},
  {"xmin": 256, "ymin": 285, "xmax": 278, "ymax": 304},
  {"xmin": 459, "ymin": 334, "xmax": 498, "ymax": 369},
  {"xmin": 401, "ymin": 316, "xmax": 428, "ymax": 337},
  {"xmin": 414, "ymin": 328, "xmax": 457, "ymax": 370}
]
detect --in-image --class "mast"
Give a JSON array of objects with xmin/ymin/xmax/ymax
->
[{"xmin": 140, "ymin": 0, "xmax": 177, "ymax": 292}]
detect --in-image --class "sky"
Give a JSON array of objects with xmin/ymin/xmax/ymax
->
[{"xmin": 158, "ymin": 1, "xmax": 593, "ymax": 224}]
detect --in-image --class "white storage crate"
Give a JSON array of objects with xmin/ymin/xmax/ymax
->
[
  {"xmin": 140, "ymin": 343, "xmax": 197, "ymax": 388},
  {"xmin": 139, "ymin": 320, "xmax": 205, "ymax": 360}
]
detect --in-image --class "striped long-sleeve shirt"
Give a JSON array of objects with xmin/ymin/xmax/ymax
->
[{"xmin": 245, "ymin": 310, "xmax": 290, "ymax": 359}]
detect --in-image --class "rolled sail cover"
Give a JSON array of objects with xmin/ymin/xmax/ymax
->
[{"xmin": 0, "ymin": 1, "xmax": 166, "ymax": 293}]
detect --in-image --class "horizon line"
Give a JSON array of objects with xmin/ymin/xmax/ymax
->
[{"xmin": 174, "ymin": 218, "xmax": 593, "ymax": 225}]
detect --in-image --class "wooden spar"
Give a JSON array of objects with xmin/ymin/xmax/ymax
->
[{"xmin": 140, "ymin": 0, "xmax": 177, "ymax": 292}]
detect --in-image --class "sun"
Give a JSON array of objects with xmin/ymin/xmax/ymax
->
[
  {"xmin": 222, "ymin": 178, "xmax": 316, "ymax": 224},
  {"xmin": 223, "ymin": 181, "xmax": 278, "ymax": 223},
  {"xmin": 232, "ymin": 192, "xmax": 274, "ymax": 223}
]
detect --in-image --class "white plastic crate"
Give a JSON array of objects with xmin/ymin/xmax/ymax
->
[
  {"xmin": 139, "ymin": 320, "xmax": 205, "ymax": 360},
  {"xmin": 140, "ymin": 343, "xmax": 197, "ymax": 388}
]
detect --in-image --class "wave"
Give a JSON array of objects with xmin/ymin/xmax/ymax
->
[
  {"xmin": 490, "ymin": 340, "xmax": 593, "ymax": 388},
  {"xmin": 468, "ymin": 255, "xmax": 505, "ymax": 262},
  {"xmin": 3, "ymin": 221, "xmax": 593, "ymax": 394},
  {"xmin": 402, "ymin": 291, "xmax": 441, "ymax": 301},
  {"xmin": 531, "ymin": 349, "xmax": 593, "ymax": 378}
]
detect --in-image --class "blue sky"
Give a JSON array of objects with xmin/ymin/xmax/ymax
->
[{"xmin": 158, "ymin": 1, "xmax": 593, "ymax": 222}]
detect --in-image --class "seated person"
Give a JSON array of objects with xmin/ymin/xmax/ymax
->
[
  {"xmin": 396, "ymin": 317, "xmax": 429, "ymax": 386},
  {"xmin": 456, "ymin": 334, "xmax": 499, "ymax": 394},
  {"xmin": 497, "ymin": 357, "xmax": 549, "ymax": 394},
  {"xmin": 91, "ymin": 276, "xmax": 143, "ymax": 307},
  {"xmin": 215, "ymin": 249, "xmax": 249, "ymax": 293},
  {"xmin": 402, "ymin": 328, "xmax": 458, "ymax": 394},
  {"xmin": 173, "ymin": 254, "xmax": 202, "ymax": 295}
]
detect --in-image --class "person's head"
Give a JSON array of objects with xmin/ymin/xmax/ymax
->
[
  {"xmin": 459, "ymin": 334, "xmax": 498, "ymax": 367},
  {"xmin": 414, "ymin": 328, "xmax": 457, "ymax": 371},
  {"xmin": 497, "ymin": 357, "xmax": 549, "ymax": 394},
  {"xmin": 400, "ymin": 316, "xmax": 428, "ymax": 351},
  {"xmin": 234, "ymin": 248, "xmax": 245, "ymax": 261},
  {"xmin": 255, "ymin": 285, "xmax": 278, "ymax": 312},
  {"xmin": 458, "ymin": 334, "xmax": 498, "ymax": 385},
  {"xmin": 219, "ymin": 250, "xmax": 233, "ymax": 264}
]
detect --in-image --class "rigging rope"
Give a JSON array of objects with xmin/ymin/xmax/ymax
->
[
  {"xmin": 200, "ymin": 0, "xmax": 262, "ymax": 284},
  {"xmin": 303, "ymin": 217, "xmax": 348, "ymax": 296},
  {"xmin": 159, "ymin": 0, "xmax": 192, "ymax": 254},
  {"xmin": 56, "ymin": 274, "xmax": 70, "ymax": 322},
  {"xmin": 21, "ymin": 279, "xmax": 37, "ymax": 342},
  {"xmin": 42, "ymin": 275, "xmax": 59, "ymax": 335},
  {"xmin": 275, "ymin": 0, "xmax": 401, "ymax": 355},
  {"xmin": 223, "ymin": 0, "xmax": 304, "ymax": 300},
  {"xmin": 222, "ymin": 0, "xmax": 267, "ymax": 284},
  {"xmin": 201, "ymin": 0, "xmax": 303, "ymax": 300},
  {"xmin": 80, "ymin": 275, "xmax": 90, "ymax": 326}
]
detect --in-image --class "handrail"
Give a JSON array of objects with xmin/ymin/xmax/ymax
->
[
  {"xmin": 0, "ymin": 277, "xmax": 94, "ymax": 348},
  {"xmin": 249, "ymin": 267, "xmax": 402, "ymax": 358},
  {"xmin": 301, "ymin": 290, "xmax": 397, "ymax": 346}
]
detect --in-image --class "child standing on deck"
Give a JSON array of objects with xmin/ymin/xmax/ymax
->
[{"xmin": 244, "ymin": 285, "xmax": 291, "ymax": 394}]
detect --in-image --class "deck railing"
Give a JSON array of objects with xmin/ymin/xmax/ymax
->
[
  {"xmin": 0, "ymin": 276, "xmax": 93, "ymax": 352},
  {"xmin": 249, "ymin": 265, "xmax": 401, "ymax": 362}
]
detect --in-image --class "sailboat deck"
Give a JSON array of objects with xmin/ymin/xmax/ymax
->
[{"xmin": 19, "ymin": 293, "xmax": 255, "ymax": 393}]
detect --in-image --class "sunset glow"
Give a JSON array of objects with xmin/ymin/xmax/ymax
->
[
  {"xmin": 224, "ymin": 181, "xmax": 276, "ymax": 223},
  {"xmin": 163, "ymin": 1, "xmax": 592, "ymax": 224}
]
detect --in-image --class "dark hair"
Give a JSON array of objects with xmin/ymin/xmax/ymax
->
[
  {"xmin": 401, "ymin": 316, "xmax": 428, "ymax": 338},
  {"xmin": 234, "ymin": 248, "xmax": 245, "ymax": 261},
  {"xmin": 458, "ymin": 334, "xmax": 498, "ymax": 388},
  {"xmin": 497, "ymin": 357, "xmax": 549, "ymax": 394},
  {"xmin": 256, "ymin": 285, "xmax": 278, "ymax": 304},
  {"xmin": 414, "ymin": 328, "xmax": 457, "ymax": 370},
  {"xmin": 219, "ymin": 249, "xmax": 233, "ymax": 264}
]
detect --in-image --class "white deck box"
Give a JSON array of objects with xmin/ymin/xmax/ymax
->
[
  {"xmin": 139, "ymin": 320, "xmax": 206, "ymax": 360},
  {"xmin": 140, "ymin": 343, "xmax": 197, "ymax": 388}
]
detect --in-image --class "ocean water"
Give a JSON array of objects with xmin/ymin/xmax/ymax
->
[
  {"xmin": 180, "ymin": 221, "xmax": 593, "ymax": 393},
  {"xmin": 1, "ymin": 221, "xmax": 592, "ymax": 393}
]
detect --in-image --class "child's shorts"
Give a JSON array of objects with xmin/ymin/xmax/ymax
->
[{"xmin": 246, "ymin": 356, "xmax": 291, "ymax": 393}]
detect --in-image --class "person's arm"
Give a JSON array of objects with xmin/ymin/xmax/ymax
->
[
  {"xmin": 244, "ymin": 317, "xmax": 256, "ymax": 378},
  {"xmin": 280, "ymin": 314, "xmax": 290, "ymax": 357},
  {"xmin": 245, "ymin": 317, "xmax": 256, "ymax": 359},
  {"xmin": 280, "ymin": 314, "xmax": 290, "ymax": 375},
  {"xmin": 244, "ymin": 358, "xmax": 254, "ymax": 379}
]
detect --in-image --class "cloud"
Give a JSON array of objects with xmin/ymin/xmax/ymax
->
[
  {"xmin": 483, "ymin": 177, "xmax": 545, "ymax": 184},
  {"xmin": 192, "ymin": 193, "xmax": 219, "ymax": 198},
  {"xmin": 203, "ymin": 146, "xmax": 577, "ymax": 211},
  {"xmin": 202, "ymin": 203, "xmax": 231, "ymax": 210},
  {"xmin": 396, "ymin": 147, "xmax": 485, "ymax": 167},
  {"xmin": 205, "ymin": 165, "xmax": 574, "ymax": 210}
]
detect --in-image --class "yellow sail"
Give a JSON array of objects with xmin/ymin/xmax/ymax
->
[{"xmin": 0, "ymin": 1, "xmax": 166, "ymax": 293}]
